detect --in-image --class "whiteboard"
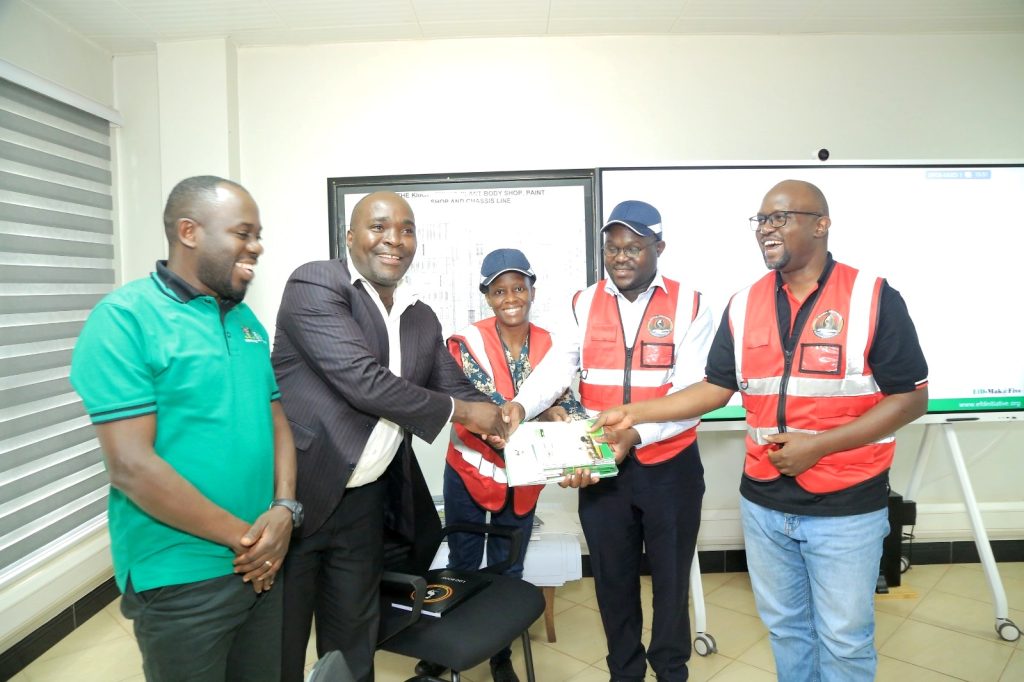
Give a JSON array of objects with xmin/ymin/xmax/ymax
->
[
  {"xmin": 600, "ymin": 164, "xmax": 1024, "ymax": 422},
  {"xmin": 328, "ymin": 171, "xmax": 597, "ymax": 340}
]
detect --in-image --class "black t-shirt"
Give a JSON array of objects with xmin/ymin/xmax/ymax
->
[{"xmin": 705, "ymin": 255, "xmax": 929, "ymax": 516}]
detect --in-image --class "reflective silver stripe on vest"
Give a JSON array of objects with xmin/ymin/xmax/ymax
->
[
  {"xmin": 581, "ymin": 366, "xmax": 673, "ymax": 388},
  {"xmin": 458, "ymin": 325, "xmax": 494, "ymax": 379},
  {"xmin": 743, "ymin": 374, "xmax": 880, "ymax": 397},
  {"xmin": 845, "ymin": 270, "xmax": 879, "ymax": 377},
  {"xmin": 451, "ymin": 425, "xmax": 508, "ymax": 484},
  {"xmin": 746, "ymin": 424, "xmax": 895, "ymax": 446},
  {"xmin": 729, "ymin": 285, "xmax": 751, "ymax": 389},
  {"xmin": 731, "ymin": 270, "xmax": 881, "ymax": 395}
]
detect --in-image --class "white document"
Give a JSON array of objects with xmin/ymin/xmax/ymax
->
[{"xmin": 503, "ymin": 421, "xmax": 617, "ymax": 487}]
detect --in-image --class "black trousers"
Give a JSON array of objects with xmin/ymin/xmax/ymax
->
[
  {"xmin": 579, "ymin": 442, "xmax": 705, "ymax": 682},
  {"xmin": 280, "ymin": 479, "xmax": 387, "ymax": 682},
  {"xmin": 121, "ymin": 572, "xmax": 283, "ymax": 682}
]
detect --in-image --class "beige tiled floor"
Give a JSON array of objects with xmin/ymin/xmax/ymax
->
[{"xmin": 12, "ymin": 561, "xmax": 1024, "ymax": 681}]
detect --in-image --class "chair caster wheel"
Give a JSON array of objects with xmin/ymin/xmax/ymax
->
[
  {"xmin": 996, "ymin": 618, "xmax": 1020, "ymax": 642},
  {"xmin": 693, "ymin": 632, "xmax": 717, "ymax": 656}
]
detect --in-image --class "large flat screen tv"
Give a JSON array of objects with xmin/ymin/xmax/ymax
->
[{"xmin": 600, "ymin": 164, "xmax": 1024, "ymax": 422}]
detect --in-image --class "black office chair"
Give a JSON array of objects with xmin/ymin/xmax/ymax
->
[
  {"xmin": 377, "ymin": 522, "xmax": 546, "ymax": 682},
  {"xmin": 308, "ymin": 523, "xmax": 544, "ymax": 682},
  {"xmin": 309, "ymin": 450, "xmax": 545, "ymax": 682}
]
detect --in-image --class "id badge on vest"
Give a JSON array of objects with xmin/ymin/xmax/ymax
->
[
  {"xmin": 798, "ymin": 343, "xmax": 842, "ymax": 375},
  {"xmin": 640, "ymin": 341, "xmax": 674, "ymax": 368}
]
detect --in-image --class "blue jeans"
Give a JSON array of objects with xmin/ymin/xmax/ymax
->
[
  {"xmin": 740, "ymin": 497, "xmax": 889, "ymax": 682},
  {"xmin": 443, "ymin": 462, "xmax": 534, "ymax": 664}
]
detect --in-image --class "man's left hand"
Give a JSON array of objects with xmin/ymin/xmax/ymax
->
[
  {"xmin": 233, "ymin": 505, "xmax": 293, "ymax": 586},
  {"xmin": 764, "ymin": 432, "xmax": 823, "ymax": 477},
  {"xmin": 598, "ymin": 426, "xmax": 640, "ymax": 464}
]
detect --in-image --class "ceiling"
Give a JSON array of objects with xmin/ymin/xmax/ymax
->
[{"xmin": 22, "ymin": 0, "xmax": 1024, "ymax": 55}]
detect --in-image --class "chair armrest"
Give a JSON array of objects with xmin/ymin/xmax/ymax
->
[
  {"xmin": 380, "ymin": 571, "xmax": 427, "ymax": 642},
  {"xmin": 440, "ymin": 522, "xmax": 523, "ymax": 575}
]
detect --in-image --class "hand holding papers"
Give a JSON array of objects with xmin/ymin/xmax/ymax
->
[{"xmin": 503, "ymin": 420, "xmax": 618, "ymax": 487}]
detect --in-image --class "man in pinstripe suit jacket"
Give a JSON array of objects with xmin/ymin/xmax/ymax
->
[{"xmin": 272, "ymin": 191, "xmax": 507, "ymax": 682}]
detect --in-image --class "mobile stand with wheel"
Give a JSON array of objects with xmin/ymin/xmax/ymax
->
[
  {"xmin": 903, "ymin": 421, "xmax": 1020, "ymax": 643},
  {"xmin": 690, "ymin": 551, "xmax": 718, "ymax": 656}
]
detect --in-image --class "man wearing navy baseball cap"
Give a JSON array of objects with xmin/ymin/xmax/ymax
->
[
  {"xmin": 601, "ymin": 199, "xmax": 663, "ymax": 239},
  {"xmin": 504, "ymin": 201, "xmax": 714, "ymax": 681},
  {"xmin": 412, "ymin": 248, "xmax": 586, "ymax": 682}
]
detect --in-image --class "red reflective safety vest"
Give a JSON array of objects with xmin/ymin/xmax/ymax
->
[
  {"xmin": 578, "ymin": 278, "xmax": 701, "ymax": 465},
  {"xmin": 730, "ymin": 262, "xmax": 894, "ymax": 494},
  {"xmin": 445, "ymin": 320, "xmax": 552, "ymax": 516}
]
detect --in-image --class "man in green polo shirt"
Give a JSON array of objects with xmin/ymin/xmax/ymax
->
[{"xmin": 70, "ymin": 175, "xmax": 298, "ymax": 682}]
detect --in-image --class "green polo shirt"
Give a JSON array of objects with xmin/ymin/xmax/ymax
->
[{"xmin": 70, "ymin": 262, "xmax": 280, "ymax": 592}]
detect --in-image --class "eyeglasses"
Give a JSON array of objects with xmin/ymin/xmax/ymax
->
[
  {"xmin": 748, "ymin": 211, "xmax": 822, "ymax": 231},
  {"xmin": 602, "ymin": 238, "xmax": 658, "ymax": 259}
]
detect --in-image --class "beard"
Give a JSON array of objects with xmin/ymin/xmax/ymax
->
[
  {"xmin": 197, "ymin": 254, "xmax": 247, "ymax": 302},
  {"xmin": 764, "ymin": 249, "xmax": 790, "ymax": 271}
]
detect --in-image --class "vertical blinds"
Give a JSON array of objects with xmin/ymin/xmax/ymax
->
[{"xmin": 0, "ymin": 76, "xmax": 114, "ymax": 584}]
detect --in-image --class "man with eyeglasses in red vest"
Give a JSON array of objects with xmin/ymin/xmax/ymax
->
[{"xmin": 593, "ymin": 180, "xmax": 929, "ymax": 682}]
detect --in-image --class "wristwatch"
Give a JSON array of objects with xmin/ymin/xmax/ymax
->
[{"xmin": 270, "ymin": 499, "xmax": 304, "ymax": 528}]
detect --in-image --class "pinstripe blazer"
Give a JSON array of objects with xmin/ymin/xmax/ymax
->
[{"xmin": 271, "ymin": 259, "xmax": 484, "ymax": 539}]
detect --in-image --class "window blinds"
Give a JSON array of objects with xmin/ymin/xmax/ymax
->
[{"xmin": 0, "ymin": 76, "xmax": 114, "ymax": 584}]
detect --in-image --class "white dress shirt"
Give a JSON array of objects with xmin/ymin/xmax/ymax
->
[{"xmin": 346, "ymin": 261, "xmax": 420, "ymax": 488}]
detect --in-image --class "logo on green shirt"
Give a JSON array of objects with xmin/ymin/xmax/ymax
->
[{"xmin": 242, "ymin": 326, "xmax": 266, "ymax": 344}]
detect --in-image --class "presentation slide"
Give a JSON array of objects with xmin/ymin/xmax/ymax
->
[{"xmin": 600, "ymin": 165, "xmax": 1024, "ymax": 421}]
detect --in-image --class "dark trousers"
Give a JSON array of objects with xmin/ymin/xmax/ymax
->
[
  {"xmin": 121, "ymin": 572, "xmax": 283, "ymax": 682},
  {"xmin": 579, "ymin": 442, "xmax": 704, "ymax": 682},
  {"xmin": 443, "ymin": 462, "xmax": 535, "ymax": 664},
  {"xmin": 280, "ymin": 479, "xmax": 387, "ymax": 682}
]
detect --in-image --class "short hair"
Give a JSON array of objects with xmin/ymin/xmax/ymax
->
[{"xmin": 162, "ymin": 175, "xmax": 246, "ymax": 242}]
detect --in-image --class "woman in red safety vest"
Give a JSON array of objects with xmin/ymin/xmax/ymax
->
[{"xmin": 430, "ymin": 248, "xmax": 585, "ymax": 682}]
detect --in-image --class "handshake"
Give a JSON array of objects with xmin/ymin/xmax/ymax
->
[{"xmin": 452, "ymin": 399, "xmax": 514, "ymax": 445}]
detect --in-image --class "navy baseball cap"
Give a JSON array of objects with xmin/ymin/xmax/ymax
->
[
  {"xmin": 602, "ymin": 200, "xmax": 663, "ymax": 239},
  {"xmin": 479, "ymin": 248, "xmax": 536, "ymax": 293}
]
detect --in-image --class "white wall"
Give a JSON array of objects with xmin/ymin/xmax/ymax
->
[
  {"xmin": 231, "ymin": 33, "xmax": 1024, "ymax": 341},
  {"xmin": 0, "ymin": 0, "xmax": 112, "ymax": 106},
  {"xmin": 109, "ymin": 32, "xmax": 1024, "ymax": 549},
  {"xmin": 112, "ymin": 53, "xmax": 164, "ymax": 284}
]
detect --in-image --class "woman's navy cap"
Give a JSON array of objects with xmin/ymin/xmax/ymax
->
[{"xmin": 479, "ymin": 248, "xmax": 535, "ymax": 293}]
